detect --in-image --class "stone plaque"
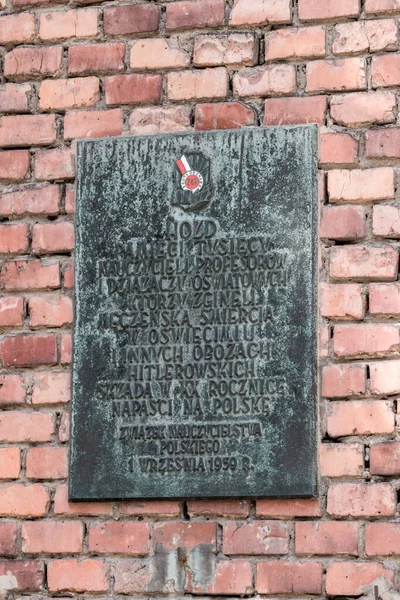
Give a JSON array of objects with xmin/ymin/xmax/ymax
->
[{"xmin": 69, "ymin": 126, "xmax": 318, "ymax": 500}]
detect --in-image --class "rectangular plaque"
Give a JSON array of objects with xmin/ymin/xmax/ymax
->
[{"xmin": 70, "ymin": 126, "xmax": 318, "ymax": 500}]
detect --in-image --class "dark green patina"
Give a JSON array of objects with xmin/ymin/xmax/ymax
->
[{"xmin": 69, "ymin": 126, "xmax": 318, "ymax": 500}]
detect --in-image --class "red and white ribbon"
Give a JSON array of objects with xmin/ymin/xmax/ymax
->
[{"xmin": 176, "ymin": 155, "xmax": 191, "ymax": 175}]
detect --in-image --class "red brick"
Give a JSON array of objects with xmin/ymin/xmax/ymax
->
[
  {"xmin": 0, "ymin": 334, "xmax": 57, "ymax": 367},
  {"xmin": 194, "ymin": 33, "xmax": 256, "ymax": 67},
  {"xmin": 330, "ymin": 245, "xmax": 399, "ymax": 281},
  {"xmin": 319, "ymin": 132, "xmax": 358, "ymax": 165},
  {"xmin": 230, "ymin": 0, "xmax": 290, "ymax": 25},
  {"xmin": 265, "ymin": 26, "xmax": 325, "ymax": 61},
  {"xmin": 328, "ymin": 168, "xmax": 394, "ymax": 202},
  {"xmin": 0, "ymin": 560, "xmax": 44, "ymax": 591},
  {"xmin": 320, "ymin": 206, "xmax": 365, "ymax": 240},
  {"xmin": 29, "ymin": 296, "xmax": 72, "ymax": 328},
  {"xmin": 299, "ymin": 0, "xmax": 360, "ymax": 21},
  {"xmin": 256, "ymin": 499, "xmax": 321, "ymax": 518},
  {"xmin": 321, "ymin": 283, "xmax": 365, "ymax": 319},
  {"xmin": 22, "ymin": 521, "xmax": 84, "ymax": 554},
  {"xmin": 39, "ymin": 77, "xmax": 100, "ymax": 111},
  {"xmin": 0, "ymin": 484, "xmax": 49, "ymax": 517},
  {"xmin": 54, "ymin": 484, "xmax": 113, "ymax": 516},
  {"xmin": 0, "ymin": 150, "xmax": 30, "ymax": 182},
  {"xmin": 32, "ymin": 372, "xmax": 71, "ymax": 405},
  {"xmin": 168, "ymin": 68, "xmax": 228, "ymax": 101},
  {"xmin": 320, "ymin": 443, "xmax": 364, "ymax": 477},
  {"xmin": 113, "ymin": 560, "xmax": 154, "ymax": 594},
  {"xmin": 264, "ymin": 96, "xmax": 326, "ymax": 126},
  {"xmin": 370, "ymin": 283, "xmax": 400, "ymax": 317},
  {"xmin": 119, "ymin": 501, "xmax": 180, "ymax": 517},
  {"xmin": 296, "ymin": 521, "xmax": 358, "ymax": 555},
  {"xmin": 366, "ymin": 128, "xmax": 400, "ymax": 159},
  {"xmin": 154, "ymin": 521, "xmax": 217, "ymax": 551},
  {"xmin": 4, "ymin": 47, "xmax": 62, "ymax": 80},
  {"xmin": 60, "ymin": 333, "xmax": 71, "ymax": 364},
  {"xmin": 129, "ymin": 106, "xmax": 191, "ymax": 135},
  {"xmin": 88, "ymin": 522, "xmax": 149, "ymax": 555},
  {"xmin": 322, "ymin": 363, "xmax": 366, "ymax": 398},
  {"xmin": 104, "ymin": 4, "xmax": 159, "ymax": 35},
  {"xmin": 13, "ymin": 0, "xmax": 55, "ymax": 5},
  {"xmin": 334, "ymin": 324, "xmax": 399, "ymax": 358},
  {"xmin": 167, "ymin": 0, "xmax": 224, "ymax": 30},
  {"xmin": 0, "ymin": 115, "xmax": 57, "ymax": 148},
  {"xmin": 105, "ymin": 74, "xmax": 162, "ymax": 106},
  {"xmin": 187, "ymin": 500, "xmax": 249, "ymax": 517},
  {"xmin": 366, "ymin": 0, "xmax": 400, "ymax": 14},
  {"xmin": 0, "ymin": 374, "xmax": 25, "ymax": 405},
  {"xmin": 39, "ymin": 8, "xmax": 98, "ymax": 41},
  {"xmin": 320, "ymin": 325, "xmax": 329, "ymax": 358},
  {"xmin": 326, "ymin": 562, "xmax": 393, "ymax": 596},
  {"xmin": 327, "ymin": 483, "xmax": 396, "ymax": 517},
  {"xmin": 333, "ymin": 20, "xmax": 398, "ymax": 54},
  {"xmin": 234, "ymin": 64, "xmax": 296, "ymax": 97},
  {"xmin": 186, "ymin": 560, "xmax": 253, "ymax": 595},
  {"xmin": 257, "ymin": 561, "xmax": 322, "ymax": 594},
  {"xmin": 0, "ymin": 224, "xmax": 29, "ymax": 255},
  {"xmin": 35, "ymin": 147, "xmax": 75, "ymax": 181},
  {"xmin": 327, "ymin": 400, "xmax": 394, "ymax": 437},
  {"xmin": 373, "ymin": 205, "xmax": 400, "ymax": 238},
  {"xmin": 63, "ymin": 259, "xmax": 74, "ymax": 287},
  {"xmin": 370, "ymin": 360, "xmax": 400, "ymax": 396},
  {"xmin": 306, "ymin": 58, "xmax": 366, "ymax": 93},
  {"xmin": 195, "ymin": 102, "xmax": 255, "ymax": 130},
  {"xmin": 0, "ymin": 83, "xmax": 31, "ymax": 113},
  {"xmin": 0, "ymin": 185, "xmax": 60, "ymax": 217},
  {"xmin": 0, "ymin": 522, "xmax": 17, "ymax": 555},
  {"xmin": 0, "ymin": 297, "xmax": 24, "ymax": 327},
  {"xmin": 59, "ymin": 411, "xmax": 70, "ymax": 442},
  {"xmin": 131, "ymin": 38, "xmax": 189, "ymax": 70},
  {"xmin": 26, "ymin": 446, "xmax": 68, "ymax": 479},
  {"xmin": 32, "ymin": 222, "xmax": 75, "ymax": 254},
  {"xmin": 370, "ymin": 441, "xmax": 400, "ymax": 474},
  {"xmin": 65, "ymin": 185, "xmax": 75, "ymax": 214},
  {"xmin": 0, "ymin": 448, "xmax": 20, "ymax": 480},
  {"xmin": 223, "ymin": 521, "xmax": 288, "ymax": 555},
  {"xmin": 64, "ymin": 109, "xmax": 123, "ymax": 140},
  {"xmin": 0, "ymin": 412, "xmax": 55, "ymax": 443},
  {"xmin": 372, "ymin": 54, "xmax": 400, "ymax": 87},
  {"xmin": 68, "ymin": 43, "xmax": 125, "ymax": 74},
  {"xmin": 0, "ymin": 260, "xmax": 60, "ymax": 291},
  {"xmin": 48, "ymin": 559, "xmax": 108, "ymax": 593},
  {"xmin": 0, "ymin": 13, "xmax": 35, "ymax": 45},
  {"xmin": 366, "ymin": 523, "xmax": 400, "ymax": 556},
  {"xmin": 331, "ymin": 92, "xmax": 396, "ymax": 127}
]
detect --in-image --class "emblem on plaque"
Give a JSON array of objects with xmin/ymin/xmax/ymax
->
[{"xmin": 173, "ymin": 152, "xmax": 213, "ymax": 212}]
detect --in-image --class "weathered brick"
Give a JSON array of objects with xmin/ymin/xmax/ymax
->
[
  {"xmin": 166, "ymin": 0, "xmax": 225, "ymax": 30},
  {"xmin": 130, "ymin": 39, "xmax": 189, "ymax": 70},
  {"xmin": 0, "ymin": 260, "xmax": 60, "ymax": 291},
  {"xmin": 319, "ymin": 132, "xmax": 358, "ymax": 165},
  {"xmin": 68, "ymin": 43, "xmax": 125, "ymax": 74},
  {"xmin": 4, "ymin": 47, "xmax": 62, "ymax": 80},
  {"xmin": 0, "ymin": 224, "xmax": 29, "ymax": 254},
  {"xmin": 333, "ymin": 20, "xmax": 398, "ymax": 54},
  {"xmin": 296, "ymin": 521, "xmax": 358, "ymax": 555},
  {"xmin": 0, "ymin": 334, "xmax": 57, "ymax": 367},
  {"xmin": 195, "ymin": 102, "xmax": 255, "ymax": 130},
  {"xmin": 104, "ymin": 4, "xmax": 159, "ymax": 35},
  {"xmin": 328, "ymin": 168, "xmax": 394, "ymax": 202},
  {"xmin": 322, "ymin": 363, "xmax": 366, "ymax": 397},
  {"xmin": 370, "ymin": 360, "xmax": 400, "ymax": 394},
  {"xmin": 320, "ymin": 443, "xmax": 364, "ymax": 477},
  {"xmin": 320, "ymin": 206, "xmax": 366, "ymax": 240},
  {"xmin": 29, "ymin": 296, "xmax": 72, "ymax": 328},
  {"xmin": 187, "ymin": 500, "xmax": 249, "ymax": 517},
  {"xmin": 264, "ymin": 96, "xmax": 326, "ymax": 126},
  {"xmin": 119, "ymin": 501, "xmax": 180, "ymax": 517},
  {"xmin": 371, "ymin": 278, "xmax": 400, "ymax": 314},
  {"xmin": 65, "ymin": 186, "xmax": 75, "ymax": 214},
  {"xmin": 321, "ymin": 283, "xmax": 365, "ymax": 319},
  {"xmin": 299, "ymin": 0, "xmax": 360, "ymax": 20},
  {"xmin": 370, "ymin": 441, "xmax": 400, "ymax": 474},
  {"xmin": 230, "ymin": 0, "xmax": 290, "ymax": 25},
  {"xmin": 0, "ymin": 185, "xmax": 60, "ymax": 216},
  {"xmin": 64, "ymin": 109, "xmax": 123, "ymax": 140},
  {"xmin": 48, "ymin": 559, "xmax": 109, "ymax": 593},
  {"xmin": 35, "ymin": 147, "xmax": 75, "ymax": 181},
  {"xmin": 0, "ymin": 374, "xmax": 25, "ymax": 405},
  {"xmin": 26, "ymin": 446, "xmax": 68, "ymax": 479},
  {"xmin": 60, "ymin": 333, "xmax": 71, "ymax": 364},
  {"xmin": 168, "ymin": 68, "xmax": 228, "ymax": 101},
  {"xmin": 129, "ymin": 106, "xmax": 191, "ymax": 135},
  {"xmin": 154, "ymin": 521, "xmax": 217, "ymax": 551},
  {"xmin": 0, "ymin": 83, "xmax": 31, "ymax": 113},
  {"xmin": 330, "ymin": 245, "xmax": 399, "ymax": 281},
  {"xmin": 32, "ymin": 372, "xmax": 71, "ymax": 405},
  {"xmin": 0, "ymin": 560, "xmax": 44, "ymax": 591},
  {"xmin": 373, "ymin": 205, "xmax": 400, "ymax": 238},
  {"xmin": 306, "ymin": 58, "xmax": 366, "ymax": 93},
  {"xmin": 59, "ymin": 411, "xmax": 70, "ymax": 442},
  {"xmin": 0, "ymin": 483, "xmax": 49, "ymax": 517},
  {"xmin": 22, "ymin": 521, "xmax": 84, "ymax": 554},
  {"xmin": 54, "ymin": 484, "xmax": 113, "ymax": 516},
  {"xmin": 366, "ymin": 128, "xmax": 400, "ymax": 159},
  {"xmin": 366, "ymin": 0, "xmax": 400, "ymax": 14},
  {"xmin": 39, "ymin": 8, "xmax": 98, "ymax": 41},
  {"xmin": 233, "ymin": 64, "xmax": 296, "ymax": 97},
  {"xmin": 223, "ymin": 521, "xmax": 288, "ymax": 555},
  {"xmin": 327, "ymin": 400, "xmax": 394, "ymax": 437},
  {"xmin": 330, "ymin": 92, "xmax": 396, "ymax": 127},
  {"xmin": 0, "ymin": 13, "xmax": 35, "ymax": 45},
  {"xmin": 88, "ymin": 522, "xmax": 149, "ymax": 555},
  {"xmin": 257, "ymin": 561, "xmax": 322, "ymax": 594},
  {"xmin": 0, "ymin": 297, "xmax": 24, "ymax": 327},
  {"xmin": 256, "ymin": 499, "xmax": 321, "ymax": 518},
  {"xmin": 366, "ymin": 523, "xmax": 400, "ymax": 556},
  {"xmin": 0, "ymin": 150, "xmax": 30, "ymax": 182},
  {"xmin": 105, "ymin": 74, "xmax": 162, "ymax": 106},
  {"xmin": 0, "ymin": 522, "xmax": 17, "ymax": 554},
  {"xmin": 0, "ymin": 115, "xmax": 57, "ymax": 148},
  {"xmin": 0, "ymin": 448, "xmax": 20, "ymax": 480},
  {"xmin": 327, "ymin": 482, "xmax": 396, "ymax": 517},
  {"xmin": 194, "ymin": 33, "xmax": 256, "ymax": 67},
  {"xmin": 265, "ymin": 26, "xmax": 325, "ymax": 61},
  {"xmin": 32, "ymin": 222, "xmax": 75, "ymax": 254},
  {"xmin": 372, "ymin": 54, "xmax": 400, "ymax": 87},
  {"xmin": 326, "ymin": 562, "xmax": 393, "ymax": 596},
  {"xmin": 39, "ymin": 77, "xmax": 100, "ymax": 110},
  {"xmin": 334, "ymin": 323, "xmax": 399, "ymax": 358},
  {"xmin": 0, "ymin": 412, "xmax": 55, "ymax": 443},
  {"xmin": 186, "ymin": 560, "xmax": 253, "ymax": 595}
]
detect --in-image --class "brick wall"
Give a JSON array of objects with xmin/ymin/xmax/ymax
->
[{"xmin": 1, "ymin": 0, "xmax": 400, "ymax": 596}]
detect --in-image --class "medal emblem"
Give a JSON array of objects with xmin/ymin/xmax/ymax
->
[{"xmin": 173, "ymin": 152, "xmax": 213, "ymax": 213}]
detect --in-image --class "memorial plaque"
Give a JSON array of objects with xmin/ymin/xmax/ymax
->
[{"xmin": 70, "ymin": 126, "xmax": 318, "ymax": 500}]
